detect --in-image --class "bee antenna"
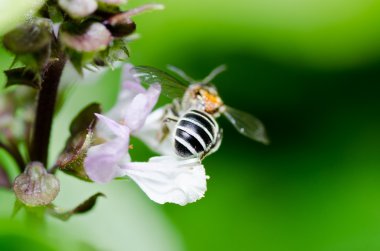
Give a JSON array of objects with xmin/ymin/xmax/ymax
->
[
  {"xmin": 167, "ymin": 65, "xmax": 195, "ymax": 83},
  {"xmin": 202, "ymin": 65, "xmax": 227, "ymax": 84}
]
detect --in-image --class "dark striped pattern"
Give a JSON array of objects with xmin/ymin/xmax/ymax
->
[{"xmin": 174, "ymin": 109, "xmax": 218, "ymax": 158}]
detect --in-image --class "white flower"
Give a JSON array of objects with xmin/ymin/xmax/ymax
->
[{"xmin": 83, "ymin": 64, "xmax": 209, "ymax": 205}]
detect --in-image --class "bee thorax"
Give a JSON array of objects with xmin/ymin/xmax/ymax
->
[{"xmin": 182, "ymin": 84, "xmax": 224, "ymax": 116}]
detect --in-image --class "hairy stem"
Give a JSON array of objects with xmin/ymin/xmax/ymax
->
[{"xmin": 30, "ymin": 55, "xmax": 67, "ymax": 166}]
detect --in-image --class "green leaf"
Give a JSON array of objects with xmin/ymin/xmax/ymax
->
[
  {"xmin": 4, "ymin": 67, "xmax": 41, "ymax": 89},
  {"xmin": 47, "ymin": 193, "xmax": 105, "ymax": 221}
]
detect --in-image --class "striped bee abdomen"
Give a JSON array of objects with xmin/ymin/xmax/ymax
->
[{"xmin": 174, "ymin": 109, "xmax": 218, "ymax": 158}]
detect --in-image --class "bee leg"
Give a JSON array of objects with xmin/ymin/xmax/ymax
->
[
  {"xmin": 171, "ymin": 98, "xmax": 182, "ymax": 117},
  {"xmin": 163, "ymin": 117, "xmax": 178, "ymax": 123},
  {"xmin": 205, "ymin": 128, "xmax": 223, "ymax": 158},
  {"xmin": 158, "ymin": 124, "xmax": 170, "ymax": 143},
  {"xmin": 199, "ymin": 128, "xmax": 223, "ymax": 160},
  {"xmin": 157, "ymin": 105, "xmax": 179, "ymax": 143}
]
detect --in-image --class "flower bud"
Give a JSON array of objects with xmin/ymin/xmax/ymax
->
[
  {"xmin": 13, "ymin": 162, "xmax": 60, "ymax": 207},
  {"xmin": 3, "ymin": 19, "xmax": 52, "ymax": 55},
  {"xmin": 58, "ymin": 0, "xmax": 98, "ymax": 19},
  {"xmin": 105, "ymin": 4, "xmax": 163, "ymax": 37},
  {"xmin": 60, "ymin": 22, "xmax": 112, "ymax": 52}
]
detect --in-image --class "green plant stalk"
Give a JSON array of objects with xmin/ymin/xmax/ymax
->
[{"xmin": 30, "ymin": 54, "xmax": 67, "ymax": 166}]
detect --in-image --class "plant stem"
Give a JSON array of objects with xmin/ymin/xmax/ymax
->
[
  {"xmin": 0, "ymin": 142, "xmax": 25, "ymax": 171},
  {"xmin": 30, "ymin": 54, "xmax": 67, "ymax": 166}
]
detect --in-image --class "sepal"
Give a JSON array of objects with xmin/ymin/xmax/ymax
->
[
  {"xmin": 4, "ymin": 67, "xmax": 42, "ymax": 89},
  {"xmin": 47, "ymin": 192, "xmax": 105, "ymax": 221},
  {"xmin": 57, "ymin": 103, "xmax": 101, "ymax": 181},
  {"xmin": 93, "ymin": 38, "xmax": 129, "ymax": 67}
]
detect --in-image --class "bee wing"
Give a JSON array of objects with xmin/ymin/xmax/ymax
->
[
  {"xmin": 223, "ymin": 106, "xmax": 270, "ymax": 144},
  {"xmin": 131, "ymin": 66, "xmax": 188, "ymax": 99}
]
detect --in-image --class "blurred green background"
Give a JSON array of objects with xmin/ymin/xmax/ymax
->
[{"xmin": 1, "ymin": 0, "xmax": 380, "ymax": 250}]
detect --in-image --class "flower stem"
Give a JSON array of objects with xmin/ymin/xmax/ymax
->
[
  {"xmin": 30, "ymin": 54, "xmax": 67, "ymax": 166},
  {"xmin": 0, "ymin": 141, "xmax": 25, "ymax": 171}
]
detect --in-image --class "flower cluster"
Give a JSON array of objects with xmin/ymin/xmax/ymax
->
[
  {"xmin": 2, "ymin": 0, "xmax": 164, "ymax": 80},
  {"xmin": 83, "ymin": 64, "xmax": 208, "ymax": 205}
]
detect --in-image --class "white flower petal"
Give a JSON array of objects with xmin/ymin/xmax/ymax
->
[
  {"xmin": 122, "ymin": 156, "xmax": 207, "ymax": 206},
  {"xmin": 134, "ymin": 106, "xmax": 175, "ymax": 156}
]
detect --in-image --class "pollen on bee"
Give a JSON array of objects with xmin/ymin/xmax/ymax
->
[{"xmin": 129, "ymin": 144, "xmax": 134, "ymax": 150}]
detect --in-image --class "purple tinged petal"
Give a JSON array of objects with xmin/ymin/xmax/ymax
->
[
  {"xmin": 123, "ymin": 84, "xmax": 161, "ymax": 132},
  {"xmin": 85, "ymin": 141, "xmax": 129, "ymax": 183},
  {"xmin": 95, "ymin": 113, "xmax": 129, "ymax": 139},
  {"xmin": 107, "ymin": 63, "xmax": 161, "ymax": 132},
  {"xmin": 84, "ymin": 114, "xmax": 131, "ymax": 183}
]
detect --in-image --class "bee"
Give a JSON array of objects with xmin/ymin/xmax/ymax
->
[
  {"xmin": 131, "ymin": 65, "xmax": 269, "ymax": 159},
  {"xmin": 172, "ymin": 109, "xmax": 223, "ymax": 159}
]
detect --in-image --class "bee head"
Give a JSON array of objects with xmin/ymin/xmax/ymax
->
[{"xmin": 185, "ymin": 84, "xmax": 224, "ymax": 116}]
